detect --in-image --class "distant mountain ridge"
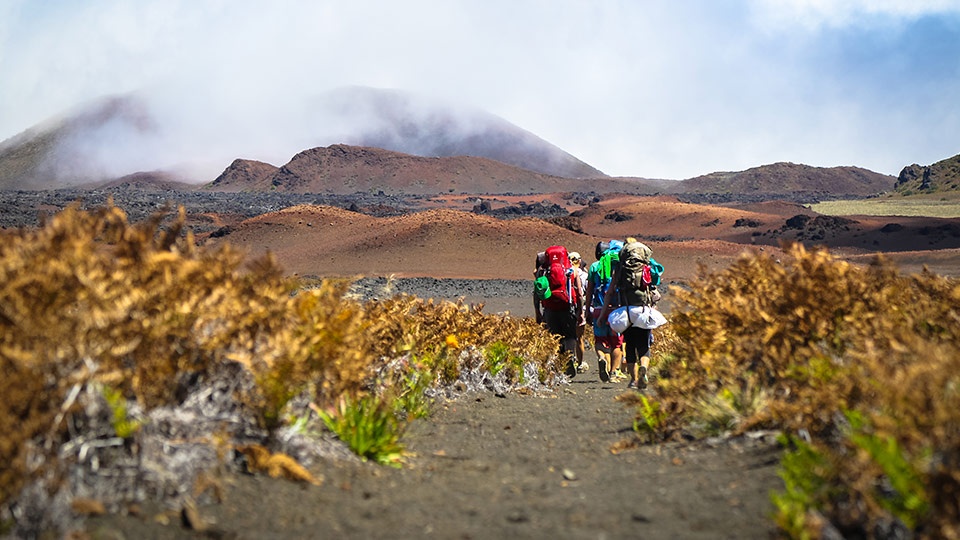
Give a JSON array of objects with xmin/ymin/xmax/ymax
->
[
  {"xmin": 679, "ymin": 162, "xmax": 894, "ymax": 197},
  {"xmin": 206, "ymin": 145, "xmax": 649, "ymax": 195},
  {"xmin": 208, "ymin": 147, "xmax": 896, "ymax": 198}
]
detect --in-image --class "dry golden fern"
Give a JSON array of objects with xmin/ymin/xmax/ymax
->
[
  {"xmin": 1, "ymin": 202, "xmax": 568, "ymax": 510},
  {"xmin": 647, "ymin": 242, "xmax": 960, "ymax": 535}
]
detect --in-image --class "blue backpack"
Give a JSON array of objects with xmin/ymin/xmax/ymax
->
[{"xmin": 590, "ymin": 240, "xmax": 623, "ymax": 307}]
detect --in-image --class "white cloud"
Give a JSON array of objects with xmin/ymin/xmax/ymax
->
[{"xmin": 750, "ymin": 0, "xmax": 960, "ymax": 29}]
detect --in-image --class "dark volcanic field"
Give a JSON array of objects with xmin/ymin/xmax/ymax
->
[
  {"xmin": 0, "ymin": 188, "xmax": 574, "ymax": 231},
  {"xmin": 0, "ymin": 189, "xmax": 421, "ymax": 230}
]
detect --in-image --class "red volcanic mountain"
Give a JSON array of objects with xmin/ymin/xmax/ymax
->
[
  {"xmin": 206, "ymin": 146, "xmax": 897, "ymax": 198},
  {"xmin": 679, "ymin": 162, "xmax": 894, "ymax": 197},
  {"xmin": 205, "ymin": 145, "xmax": 655, "ymax": 195},
  {"xmin": 205, "ymin": 159, "xmax": 280, "ymax": 192}
]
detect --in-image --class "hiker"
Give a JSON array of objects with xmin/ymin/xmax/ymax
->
[
  {"xmin": 597, "ymin": 240, "xmax": 660, "ymax": 390},
  {"xmin": 533, "ymin": 246, "xmax": 581, "ymax": 377},
  {"xmin": 569, "ymin": 252, "xmax": 589, "ymax": 373},
  {"xmin": 585, "ymin": 240, "xmax": 625, "ymax": 383}
]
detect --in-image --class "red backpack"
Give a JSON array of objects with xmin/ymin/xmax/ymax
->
[{"xmin": 541, "ymin": 245, "xmax": 577, "ymax": 310}]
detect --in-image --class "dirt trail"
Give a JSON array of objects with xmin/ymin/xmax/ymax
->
[{"xmin": 87, "ymin": 375, "xmax": 784, "ymax": 539}]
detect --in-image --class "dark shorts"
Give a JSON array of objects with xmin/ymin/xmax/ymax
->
[
  {"xmin": 623, "ymin": 326, "xmax": 651, "ymax": 363},
  {"xmin": 543, "ymin": 306, "xmax": 577, "ymax": 340}
]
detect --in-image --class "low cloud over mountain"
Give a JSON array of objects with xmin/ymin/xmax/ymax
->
[{"xmin": 0, "ymin": 86, "xmax": 912, "ymax": 198}]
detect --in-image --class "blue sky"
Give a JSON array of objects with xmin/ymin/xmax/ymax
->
[{"xmin": 1, "ymin": 0, "xmax": 959, "ymax": 180}]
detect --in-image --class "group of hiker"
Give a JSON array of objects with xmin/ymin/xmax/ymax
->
[{"xmin": 533, "ymin": 238, "xmax": 664, "ymax": 390}]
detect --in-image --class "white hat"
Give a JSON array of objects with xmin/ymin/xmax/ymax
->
[{"xmin": 569, "ymin": 252, "xmax": 581, "ymax": 261}]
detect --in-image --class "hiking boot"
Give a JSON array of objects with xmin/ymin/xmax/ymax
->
[
  {"xmin": 577, "ymin": 362, "xmax": 589, "ymax": 373},
  {"xmin": 565, "ymin": 359, "xmax": 577, "ymax": 378},
  {"xmin": 598, "ymin": 358, "xmax": 609, "ymax": 382},
  {"xmin": 639, "ymin": 366, "xmax": 648, "ymax": 389},
  {"xmin": 627, "ymin": 380, "xmax": 638, "ymax": 390}
]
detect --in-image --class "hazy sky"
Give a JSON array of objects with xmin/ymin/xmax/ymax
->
[{"xmin": 1, "ymin": 0, "xmax": 959, "ymax": 180}]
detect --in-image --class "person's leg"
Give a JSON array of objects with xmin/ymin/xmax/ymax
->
[
  {"xmin": 594, "ymin": 335, "xmax": 612, "ymax": 382},
  {"xmin": 636, "ymin": 328, "xmax": 652, "ymax": 389},
  {"xmin": 565, "ymin": 309, "xmax": 580, "ymax": 376},
  {"xmin": 575, "ymin": 323, "xmax": 586, "ymax": 370},
  {"xmin": 628, "ymin": 357, "xmax": 639, "ymax": 386},
  {"xmin": 543, "ymin": 308, "xmax": 565, "ymax": 352},
  {"xmin": 561, "ymin": 335, "xmax": 577, "ymax": 376},
  {"xmin": 545, "ymin": 307, "xmax": 578, "ymax": 377},
  {"xmin": 610, "ymin": 335, "xmax": 624, "ymax": 379},
  {"xmin": 623, "ymin": 328, "xmax": 640, "ymax": 387}
]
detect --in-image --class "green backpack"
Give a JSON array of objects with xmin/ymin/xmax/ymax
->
[{"xmin": 619, "ymin": 241, "xmax": 659, "ymax": 306}]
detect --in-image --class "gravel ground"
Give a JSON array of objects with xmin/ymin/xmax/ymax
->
[
  {"xmin": 347, "ymin": 277, "xmax": 532, "ymax": 302},
  {"xmin": 82, "ymin": 380, "xmax": 784, "ymax": 540},
  {"xmin": 347, "ymin": 277, "xmax": 535, "ymax": 317},
  {"xmin": 346, "ymin": 277, "xmax": 677, "ymax": 319}
]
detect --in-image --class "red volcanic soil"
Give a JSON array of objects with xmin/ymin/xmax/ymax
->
[
  {"xmin": 209, "ymin": 205, "xmax": 606, "ymax": 280},
  {"xmin": 573, "ymin": 195, "xmax": 797, "ymax": 244},
  {"xmin": 204, "ymin": 193, "xmax": 960, "ymax": 289},
  {"xmin": 204, "ymin": 200, "xmax": 770, "ymax": 283}
]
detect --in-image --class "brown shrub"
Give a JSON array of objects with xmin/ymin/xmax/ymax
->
[
  {"xmin": 1, "ymin": 202, "xmax": 564, "ymax": 512},
  {"xmin": 651, "ymin": 243, "xmax": 960, "ymax": 536}
]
